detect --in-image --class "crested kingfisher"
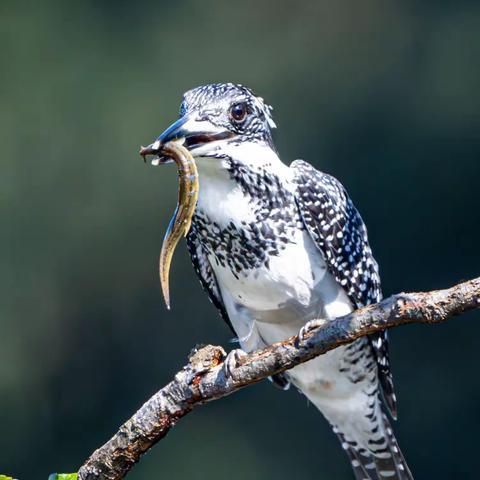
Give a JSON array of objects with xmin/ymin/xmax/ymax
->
[{"xmin": 141, "ymin": 83, "xmax": 413, "ymax": 480}]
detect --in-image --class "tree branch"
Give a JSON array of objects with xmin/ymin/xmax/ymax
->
[{"xmin": 77, "ymin": 277, "xmax": 480, "ymax": 480}]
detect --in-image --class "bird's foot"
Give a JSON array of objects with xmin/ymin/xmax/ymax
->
[
  {"xmin": 222, "ymin": 348, "xmax": 248, "ymax": 379},
  {"xmin": 296, "ymin": 319, "xmax": 326, "ymax": 346}
]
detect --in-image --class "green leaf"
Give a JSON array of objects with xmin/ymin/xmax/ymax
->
[
  {"xmin": 48, "ymin": 475, "xmax": 77, "ymax": 480},
  {"xmin": 0, "ymin": 475, "xmax": 14, "ymax": 480}
]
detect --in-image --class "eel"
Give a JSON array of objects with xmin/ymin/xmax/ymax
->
[{"xmin": 157, "ymin": 141, "xmax": 199, "ymax": 309}]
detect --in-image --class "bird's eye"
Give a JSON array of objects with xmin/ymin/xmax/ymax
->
[{"xmin": 229, "ymin": 102, "xmax": 248, "ymax": 123}]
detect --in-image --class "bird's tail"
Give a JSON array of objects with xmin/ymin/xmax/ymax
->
[{"xmin": 333, "ymin": 406, "xmax": 413, "ymax": 480}]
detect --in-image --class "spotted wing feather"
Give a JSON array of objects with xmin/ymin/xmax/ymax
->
[
  {"xmin": 186, "ymin": 228, "xmax": 233, "ymax": 332},
  {"xmin": 291, "ymin": 159, "xmax": 396, "ymax": 417}
]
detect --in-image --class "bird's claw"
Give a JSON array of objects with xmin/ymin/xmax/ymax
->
[
  {"xmin": 223, "ymin": 348, "xmax": 247, "ymax": 379},
  {"xmin": 297, "ymin": 319, "xmax": 326, "ymax": 346}
]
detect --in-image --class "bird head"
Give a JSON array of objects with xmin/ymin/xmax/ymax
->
[{"xmin": 140, "ymin": 83, "xmax": 277, "ymax": 165}]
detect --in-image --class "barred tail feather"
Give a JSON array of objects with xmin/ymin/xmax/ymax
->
[
  {"xmin": 333, "ymin": 405, "xmax": 412, "ymax": 480},
  {"xmin": 369, "ymin": 331, "xmax": 398, "ymax": 419}
]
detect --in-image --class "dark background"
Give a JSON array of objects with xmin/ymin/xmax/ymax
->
[{"xmin": 2, "ymin": 1, "xmax": 479, "ymax": 478}]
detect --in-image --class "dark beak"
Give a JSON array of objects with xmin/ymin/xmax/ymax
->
[
  {"xmin": 140, "ymin": 114, "xmax": 234, "ymax": 164},
  {"xmin": 140, "ymin": 116, "xmax": 191, "ymax": 164}
]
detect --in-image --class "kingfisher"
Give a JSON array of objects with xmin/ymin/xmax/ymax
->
[{"xmin": 140, "ymin": 83, "xmax": 413, "ymax": 479}]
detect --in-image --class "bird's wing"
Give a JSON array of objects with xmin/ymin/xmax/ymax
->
[
  {"xmin": 186, "ymin": 228, "xmax": 233, "ymax": 332},
  {"xmin": 186, "ymin": 228, "xmax": 290, "ymax": 390},
  {"xmin": 291, "ymin": 159, "xmax": 397, "ymax": 417}
]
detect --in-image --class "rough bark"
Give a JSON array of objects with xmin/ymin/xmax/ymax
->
[{"xmin": 78, "ymin": 277, "xmax": 480, "ymax": 480}]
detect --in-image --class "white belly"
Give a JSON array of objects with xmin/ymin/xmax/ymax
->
[
  {"xmin": 209, "ymin": 225, "xmax": 355, "ymax": 393},
  {"xmin": 212, "ymin": 229, "xmax": 352, "ymax": 319}
]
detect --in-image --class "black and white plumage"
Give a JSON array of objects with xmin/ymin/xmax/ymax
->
[
  {"xmin": 143, "ymin": 83, "xmax": 413, "ymax": 479},
  {"xmin": 292, "ymin": 160, "xmax": 397, "ymax": 418}
]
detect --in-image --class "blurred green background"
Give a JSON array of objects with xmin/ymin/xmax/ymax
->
[{"xmin": 1, "ymin": 0, "xmax": 479, "ymax": 478}]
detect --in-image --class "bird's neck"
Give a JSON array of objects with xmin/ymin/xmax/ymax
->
[
  {"xmin": 189, "ymin": 142, "xmax": 305, "ymax": 280},
  {"xmin": 193, "ymin": 142, "xmax": 294, "ymax": 227}
]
